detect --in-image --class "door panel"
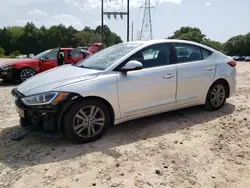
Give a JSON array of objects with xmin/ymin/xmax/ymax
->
[
  {"xmin": 118, "ymin": 65, "xmax": 177, "ymax": 117},
  {"xmin": 176, "ymin": 60, "xmax": 216, "ymax": 104},
  {"xmin": 173, "ymin": 43, "xmax": 216, "ymax": 104},
  {"xmin": 40, "ymin": 59, "xmax": 58, "ymax": 72},
  {"xmin": 65, "ymin": 49, "xmax": 83, "ymax": 64},
  {"xmin": 40, "ymin": 49, "xmax": 59, "ymax": 72}
]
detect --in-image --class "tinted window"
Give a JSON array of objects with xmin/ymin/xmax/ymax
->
[
  {"xmin": 68, "ymin": 50, "xmax": 81, "ymax": 58},
  {"xmin": 46, "ymin": 49, "xmax": 59, "ymax": 59},
  {"xmin": 174, "ymin": 43, "xmax": 202, "ymax": 63},
  {"xmin": 83, "ymin": 51, "xmax": 91, "ymax": 58},
  {"xmin": 201, "ymin": 48, "xmax": 212, "ymax": 59},
  {"xmin": 129, "ymin": 43, "xmax": 171, "ymax": 68}
]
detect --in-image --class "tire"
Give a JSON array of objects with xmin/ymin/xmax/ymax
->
[
  {"xmin": 205, "ymin": 81, "xmax": 228, "ymax": 111},
  {"xmin": 19, "ymin": 68, "xmax": 36, "ymax": 82},
  {"xmin": 62, "ymin": 99, "xmax": 111, "ymax": 143}
]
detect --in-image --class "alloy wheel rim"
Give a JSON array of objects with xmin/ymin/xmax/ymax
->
[
  {"xmin": 20, "ymin": 69, "xmax": 36, "ymax": 81},
  {"xmin": 210, "ymin": 85, "xmax": 226, "ymax": 108},
  {"xmin": 73, "ymin": 106, "xmax": 105, "ymax": 138}
]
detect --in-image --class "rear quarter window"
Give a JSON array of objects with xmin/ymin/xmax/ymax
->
[{"xmin": 201, "ymin": 48, "xmax": 213, "ymax": 59}]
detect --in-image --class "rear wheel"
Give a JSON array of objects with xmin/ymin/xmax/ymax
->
[
  {"xmin": 62, "ymin": 99, "xmax": 111, "ymax": 143},
  {"xmin": 19, "ymin": 68, "xmax": 36, "ymax": 82},
  {"xmin": 205, "ymin": 81, "xmax": 228, "ymax": 111}
]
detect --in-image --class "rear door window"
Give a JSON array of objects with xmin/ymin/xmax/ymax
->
[{"xmin": 173, "ymin": 43, "xmax": 202, "ymax": 63}]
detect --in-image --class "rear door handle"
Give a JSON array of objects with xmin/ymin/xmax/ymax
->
[
  {"xmin": 163, "ymin": 73, "xmax": 175, "ymax": 79},
  {"xmin": 205, "ymin": 66, "xmax": 214, "ymax": 71}
]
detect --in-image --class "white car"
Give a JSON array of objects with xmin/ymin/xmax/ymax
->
[{"xmin": 12, "ymin": 39, "xmax": 237, "ymax": 143}]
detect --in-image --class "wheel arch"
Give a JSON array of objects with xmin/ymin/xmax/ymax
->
[
  {"xmin": 57, "ymin": 95, "xmax": 115, "ymax": 132},
  {"xmin": 16, "ymin": 67, "xmax": 37, "ymax": 82},
  {"xmin": 209, "ymin": 78, "xmax": 230, "ymax": 98},
  {"xmin": 19, "ymin": 66, "xmax": 37, "ymax": 73}
]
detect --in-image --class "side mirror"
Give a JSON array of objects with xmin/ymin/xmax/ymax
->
[{"xmin": 121, "ymin": 60, "xmax": 143, "ymax": 72}]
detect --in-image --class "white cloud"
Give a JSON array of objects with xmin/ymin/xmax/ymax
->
[
  {"xmin": 159, "ymin": 0, "xmax": 182, "ymax": 4},
  {"xmin": 84, "ymin": 0, "xmax": 100, "ymax": 10},
  {"xmin": 64, "ymin": 0, "xmax": 80, "ymax": 6},
  {"xmin": 15, "ymin": 14, "xmax": 84, "ymax": 30},
  {"xmin": 51, "ymin": 14, "xmax": 84, "ymax": 29},
  {"xmin": 91, "ymin": 20, "xmax": 107, "ymax": 27},
  {"xmin": 28, "ymin": 8, "xmax": 47, "ymax": 16},
  {"xmin": 2, "ymin": 0, "xmax": 58, "ymax": 6},
  {"xmin": 206, "ymin": 2, "xmax": 211, "ymax": 6},
  {"xmin": 82, "ymin": 0, "xmax": 182, "ymax": 11},
  {"xmin": 16, "ymin": 19, "xmax": 41, "ymax": 26}
]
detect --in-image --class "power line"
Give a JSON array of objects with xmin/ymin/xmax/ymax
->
[
  {"xmin": 101, "ymin": 0, "xmax": 130, "ymax": 43},
  {"xmin": 139, "ymin": 0, "xmax": 154, "ymax": 40}
]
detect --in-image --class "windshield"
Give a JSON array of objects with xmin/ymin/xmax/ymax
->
[
  {"xmin": 33, "ymin": 49, "xmax": 51, "ymax": 59},
  {"xmin": 76, "ymin": 43, "xmax": 142, "ymax": 70}
]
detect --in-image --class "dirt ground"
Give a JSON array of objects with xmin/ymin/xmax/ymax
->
[{"xmin": 0, "ymin": 60, "xmax": 250, "ymax": 188}]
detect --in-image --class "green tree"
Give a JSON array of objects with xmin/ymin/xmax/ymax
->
[
  {"xmin": 223, "ymin": 33, "xmax": 250, "ymax": 56},
  {"xmin": 73, "ymin": 25, "xmax": 122, "ymax": 47},
  {"xmin": 203, "ymin": 39, "xmax": 223, "ymax": 51},
  {"xmin": 0, "ymin": 27, "xmax": 11, "ymax": 54},
  {"xmin": 0, "ymin": 22, "xmax": 122, "ymax": 55},
  {"xmin": 9, "ymin": 50, "xmax": 21, "ymax": 58},
  {"xmin": 0, "ymin": 46, "xmax": 5, "ymax": 57},
  {"xmin": 168, "ymin": 26, "xmax": 223, "ymax": 51},
  {"xmin": 168, "ymin": 27, "xmax": 206, "ymax": 43}
]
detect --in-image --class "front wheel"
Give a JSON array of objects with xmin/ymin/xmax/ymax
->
[
  {"xmin": 205, "ymin": 81, "xmax": 228, "ymax": 111},
  {"xmin": 62, "ymin": 99, "xmax": 111, "ymax": 143},
  {"xmin": 19, "ymin": 68, "xmax": 36, "ymax": 82}
]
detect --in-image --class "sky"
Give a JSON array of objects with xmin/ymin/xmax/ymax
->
[{"xmin": 0, "ymin": 0, "xmax": 249, "ymax": 42}]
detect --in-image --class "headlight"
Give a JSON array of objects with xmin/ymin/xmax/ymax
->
[
  {"xmin": 1, "ymin": 66, "xmax": 13, "ymax": 71},
  {"xmin": 21, "ymin": 92, "xmax": 69, "ymax": 106}
]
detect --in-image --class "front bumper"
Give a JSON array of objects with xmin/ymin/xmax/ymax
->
[
  {"xmin": 12, "ymin": 88, "xmax": 76, "ymax": 132},
  {"xmin": 15, "ymin": 98, "xmax": 58, "ymax": 131},
  {"xmin": 0, "ymin": 67, "xmax": 18, "ymax": 81}
]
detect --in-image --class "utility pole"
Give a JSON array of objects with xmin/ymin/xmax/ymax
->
[
  {"xmin": 140, "ymin": 0, "xmax": 154, "ymax": 40},
  {"xmin": 101, "ymin": 0, "xmax": 104, "ymax": 44},
  {"xmin": 131, "ymin": 22, "xmax": 134, "ymax": 41},
  {"xmin": 127, "ymin": 0, "xmax": 130, "ymax": 42},
  {"xmin": 101, "ymin": 0, "xmax": 130, "ymax": 43}
]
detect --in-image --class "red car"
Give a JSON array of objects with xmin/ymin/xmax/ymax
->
[
  {"xmin": 0, "ymin": 48, "xmax": 93, "ymax": 83},
  {"xmin": 88, "ymin": 43, "xmax": 103, "ymax": 53}
]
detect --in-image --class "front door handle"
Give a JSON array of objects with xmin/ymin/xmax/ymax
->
[
  {"xmin": 205, "ymin": 66, "xmax": 214, "ymax": 71},
  {"xmin": 163, "ymin": 73, "xmax": 175, "ymax": 79}
]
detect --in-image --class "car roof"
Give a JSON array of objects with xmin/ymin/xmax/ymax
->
[{"xmin": 124, "ymin": 39, "xmax": 217, "ymax": 52}]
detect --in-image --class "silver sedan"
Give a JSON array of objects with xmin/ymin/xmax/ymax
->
[{"xmin": 12, "ymin": 39, "xmax": 237, "ymax": 143}]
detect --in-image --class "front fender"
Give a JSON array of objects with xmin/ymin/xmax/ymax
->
[
  {"xmin": 14, "ymin": 61, "xmax": 40, "ymax": 73},
  {"xmin": 53, "ymin": 72, "xmax": 121, "ymax": 120}
]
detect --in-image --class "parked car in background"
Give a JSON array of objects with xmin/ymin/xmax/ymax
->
[
  {"xmin": 88, "ymin": 43, "xmax": 103, "ymax": 53},
  {"xmin": 12, "ymin": 39, "xmax": 236, "ymax": 143},
  {"xmin": 245, "ymin": 56, "xmax": 250, "ymax": 62},
  {"xmin": 16, "ymin": 55, "xmax": 28, "ymax": 59},
  {"xmin": 0, "ymin": 48, "xmax": 93, "ymax": 83},
  {"xmin": 233, "ymin": 56, "xmax": 246, "ymax": 61},
  {"xmin": 78, "ymin": 43, "xmax": 103, "ymax": 54},
  {"xmin": 29, "ymin": 54, "xmax": 35, "ymax": 58}
]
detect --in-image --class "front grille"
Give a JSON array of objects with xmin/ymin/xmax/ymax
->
[{"xmin": 11, "ymin": 88, "xmax": 25, "ymax": 98}]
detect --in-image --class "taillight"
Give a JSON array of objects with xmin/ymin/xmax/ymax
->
[{"xmin": 227, "ymin": 60, "xmax": 237, "ymax": 67}]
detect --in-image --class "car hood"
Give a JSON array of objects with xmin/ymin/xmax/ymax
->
[
  {"xmin": 0, "ymin": 58, "xmax": 39, "ymax": 67},
  {"xmin": 17, "ymin": 65, "xmax": 101, "ymax": 96}
]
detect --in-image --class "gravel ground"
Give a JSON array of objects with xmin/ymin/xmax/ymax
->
[{"xmin": 0, "ymin": 59, "xmax": 250, "ymax": 188}]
